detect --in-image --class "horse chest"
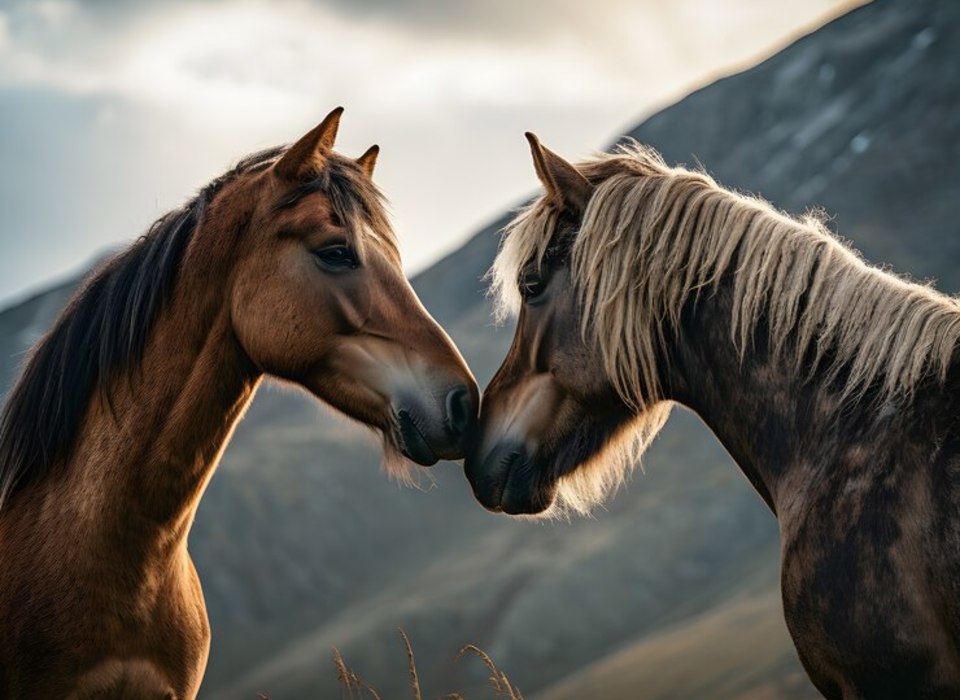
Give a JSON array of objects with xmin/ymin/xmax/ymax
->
[{"xmin": 0, "ymin": 532, "xmax": 209, "ymax": 699}]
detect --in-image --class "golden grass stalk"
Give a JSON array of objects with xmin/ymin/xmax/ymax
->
[
  {"xmin": 458, "ymin": 644, "xmax": 525, "ymax": 700},
  {"xmin": 333, "ymin": 630, "xmax": 523, "ymax": 700},
  {"xmin": 399, "ymin": 628, "xmax": 423, "ymax": 700},
  {"xmin": 333, "ymin": 647, "xmax": 382, "ymax": 700}
]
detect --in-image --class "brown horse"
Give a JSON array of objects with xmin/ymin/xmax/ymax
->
[
  {"xmin": 466, "ymin": 135, "xmax": 960, "ymax": 698},
  {"xmin": 0, "ymin": 108, "xmax": 478, "ymax": 699}
]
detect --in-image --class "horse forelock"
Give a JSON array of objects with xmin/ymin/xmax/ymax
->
[
  {"xmin": 490, "ymin": 144, "xmax": 667, "ymax": 323},
  {"xmin": 489, "ymin": 199, "xmax": 553, "ymax": 324},
  {"xmin": 272, "ymin": 151, "xmax": 400, "ymax": 266}
]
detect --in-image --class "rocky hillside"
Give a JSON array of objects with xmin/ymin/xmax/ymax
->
[{"xmin": 1, "ymin": 0, "xmax": 957, "ymax": 697}]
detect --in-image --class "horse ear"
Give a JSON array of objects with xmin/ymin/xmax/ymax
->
[
  {"xmin": 356, "ymin": 144, "xmax": 379, "ymax": 178},
  {"xmin": 275, "ymin": 106, "xmax": 344, "ymax": 181},
  {"xmin": 525, "ymin": 132, "xmax": 592, "ymax": 213}
]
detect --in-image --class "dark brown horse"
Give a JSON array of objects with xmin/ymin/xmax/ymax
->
[
  {"xmin": 0, "ymin": 108, "xmax": 479, "ymax": 699},
  {"xmin": 466, "ymin": 134, "xmax": 960, "ymax": 698}
]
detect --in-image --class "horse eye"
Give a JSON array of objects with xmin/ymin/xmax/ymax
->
[
  {"xmin": 519, "ymin": 271, "xmax": 547, "ymax": 301},
  {"xmin": 314, "ymin": 244, "xmax": 358, "ymax": 271}
]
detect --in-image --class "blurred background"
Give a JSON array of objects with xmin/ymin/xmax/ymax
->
[{"xmin": 2, "ymin": 0, "xmax": 958, "ymax": 697}]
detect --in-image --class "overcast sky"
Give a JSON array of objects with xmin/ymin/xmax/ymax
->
[{"xmin": 0, "ymin": 0, "xmax": 863, "ymax": 306}]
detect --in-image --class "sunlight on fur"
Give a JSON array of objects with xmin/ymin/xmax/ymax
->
[
  {"xmin": 381, "ymin": 439, "xmax": 424, "ymax": 487},
  {"xmin": 551, "ymin": 402, "xmax": 672, "ymax": 518}
]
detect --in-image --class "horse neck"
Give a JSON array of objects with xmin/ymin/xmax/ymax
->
[
  {"xmin": 665, "ymin": 266, "xmax": 960, "ymax": 520},
  {"xmin": 64, "ymin": 220, "xmax": 259, "ymax": 560},
  {"xmin": 665, "ymin": 278, "xmax": 826, "ymax": 515}
]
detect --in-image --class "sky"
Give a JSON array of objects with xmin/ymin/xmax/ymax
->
[{"xmin": 0, "ymin": 0, "xmax": 864, "ymax": 307}]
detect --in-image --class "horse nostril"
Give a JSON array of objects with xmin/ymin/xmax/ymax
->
[{"xmin": 445, "ymin": 385, "xmax": 474, "ymax": 440}]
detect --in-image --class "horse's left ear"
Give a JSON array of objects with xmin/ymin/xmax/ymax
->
[
  {"xmin": 525, "ymin": 132, "xmax": 592, "ymax": 214},
  {"xmin": 355, "ymin": 144, "xmax": 379, "ymax": 178},
  {"xmin": 275, "ymin": 106, "xmax": 344, "ymax": 181}
]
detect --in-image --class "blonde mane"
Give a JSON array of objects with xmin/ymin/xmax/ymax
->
[{"xmin": 491, "ymin": 142, "xmax": 960, "ymax": 512}]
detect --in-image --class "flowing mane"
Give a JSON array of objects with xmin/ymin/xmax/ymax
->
[
  {"xmin": 488, "ymin": 141, "xmax": 960, "ymax": 514},
  {"xmin": 493, "ymin": 141, "xmax": 960, "ymax": 412},
  {"xmin": 0, "ymin": 147, "xmax": 396, "ymax": 509}
]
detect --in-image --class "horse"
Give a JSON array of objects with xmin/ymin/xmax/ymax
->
[
  {"xmin": 465, "ymin": 133, "xmax": 960, "ymax": 698},
  {"xmin": 0, "ymin": 108, "xmax": 479, "ymax": 699}
]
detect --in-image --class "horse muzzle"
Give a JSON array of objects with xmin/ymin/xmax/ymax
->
[
  {"xmin": 391, "ymin": 384, "xmax": 477, "ymax": 465},
  {"xmin": 464, "ymin": 440, "xmax": 552, "ymax": 514}
]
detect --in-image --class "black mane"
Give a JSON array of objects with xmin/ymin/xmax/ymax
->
[{"xmin": 0, "ymin": 147, "xmax": 284, "ymax": 508}]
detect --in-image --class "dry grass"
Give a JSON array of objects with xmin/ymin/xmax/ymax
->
[
  {"xmin": 331, "ymin": 629, "xmax": 524, "ymax": 700},
  {"xmin": 333, "ymin": 647, "xmax": 382, "ymax": 700},
  {"xmin": 457, "ymin": 645, "xmax": 524, "ymax": 700}
]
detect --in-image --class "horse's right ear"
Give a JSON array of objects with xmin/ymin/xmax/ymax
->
[
  {"xmin": 525, "ymin": 132, "xmax": 592, "ymax": 214},
  {"xmin": 275, "ymin": 107, "xmax": 344, "ymax": 181}
]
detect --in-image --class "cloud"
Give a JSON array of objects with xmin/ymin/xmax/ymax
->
[
  {"xmin": 0, "ymin": 0, "xmax": 854, "ymax": 121},
  {"xmin": 32, "ymin": 0, "xmax": 75, "ymax": 25},
  {"xmin": 315, "ymin": 0, "xmax": 633, "ymax": 41},
  {"xmin": 0, "ymin": 0, "xmax": 858, "ymax": 304},
  {"xmin": 0, "ymin": 0, "xmax": 655, "ymax": 127}
]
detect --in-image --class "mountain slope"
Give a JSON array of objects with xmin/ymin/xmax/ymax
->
[{"xmin": 1, "ymin": 1, "xmax": 957, "ymax": 697}]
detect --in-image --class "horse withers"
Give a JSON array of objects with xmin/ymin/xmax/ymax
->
[
  {"xmin": 0, "ymin": 108, "xmax": 478, "ymax": 699},
  {"xmin": 466, "ymin": 134, "xmax": 960, "ymax": 698}
]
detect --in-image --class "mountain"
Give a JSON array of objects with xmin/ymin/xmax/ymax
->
[{"xmin": 1, "ymin": 0, "xmax": 957, "ymax": 697}]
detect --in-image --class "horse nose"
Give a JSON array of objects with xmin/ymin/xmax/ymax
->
[{"xmin": 445, "ymin": 385, "xmax": 475, "ymax": 443}]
